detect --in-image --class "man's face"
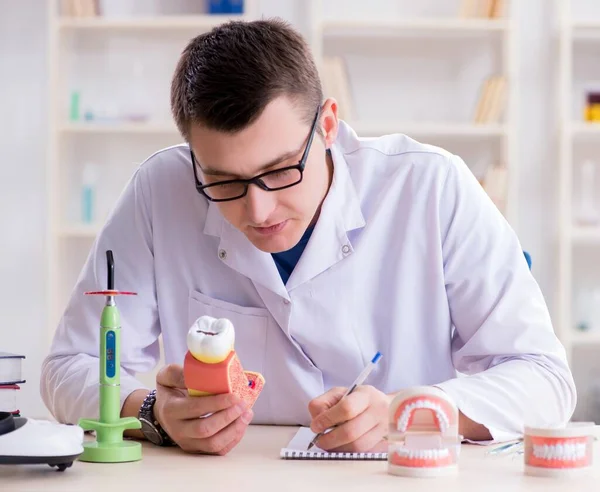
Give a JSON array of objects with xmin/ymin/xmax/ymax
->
[{"xmin": 189, "ymin": 96, "xmax": 337, "ymax": 253}]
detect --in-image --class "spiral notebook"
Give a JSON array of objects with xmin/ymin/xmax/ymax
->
[{"xmin": 280, "ymin": 427, "xmax": 387, "ymax": 460}]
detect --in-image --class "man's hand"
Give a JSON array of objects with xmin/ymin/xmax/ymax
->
[
  {"xmin": 308, "ymin": 386, "xmax": 391, "ymax": 453},
  {"xmin": 154, "ymin": 364, "xmax": 253, "ymax": 455}
]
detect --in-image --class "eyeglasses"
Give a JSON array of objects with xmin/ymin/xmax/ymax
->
[{"xmin": 191, "ymin": 107, "xmax": 321, "ymax": 202}]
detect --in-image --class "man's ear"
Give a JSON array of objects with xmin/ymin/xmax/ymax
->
[{"xmin": 320, "ymin": 98, "xmax": 339, "ymax": 149}]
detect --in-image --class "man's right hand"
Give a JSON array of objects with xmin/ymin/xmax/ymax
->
[{"xmin": 154, "ymin": 363, "xmax": 253, "ymax": 455}]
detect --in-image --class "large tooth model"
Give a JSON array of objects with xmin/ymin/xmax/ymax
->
[
  {"xmin": 183, "ymin": 316, "xmax": 265, "ymax": 409},
  {"xmin": 388, "ymin": 386, "xmax": 462, "ymax": 477}
]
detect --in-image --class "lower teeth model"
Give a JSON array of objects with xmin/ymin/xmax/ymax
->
[
  {"xmin": 183, "ymin": 315, "xmax": 265, "ymax": 410},
  {"xmin": 387, "ymin": 386, "xmax": 462, "ymax": 478}
]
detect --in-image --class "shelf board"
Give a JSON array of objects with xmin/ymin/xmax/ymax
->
[
  {"xmin": 59, "ymin": 122, "xmax": 180, "ymax": 135},
  {"xmin": 57, "ymin": 14, "xmax": 248, "ymax": 31},
  {"xmin": 322, "ymin": 18, "xmax": 510, "ymax": 37},
  {"xmin": 351, "ymin": 121, "xmax": 507, "ymax": 138},
  {"xmin": 571, "ymin": 329, "xmax": 600, "ymax": 346},
  {"xmin": 62, "ymin": 121, "xmax": 507, "ymax": 138},
  {"xmin": 572, "ymin": 21, "xmax": 600, "ymax": 40},
  {"xmin": 571, "ymin": 122, "xmax": 600, "ymax": 137},
  {"xmin": 571, "ymin": 226, "xmax": 600, "ymax": 244},
  {"xmin": 58, "ymin": 224, "xmax": 100, "ymax": 238}
]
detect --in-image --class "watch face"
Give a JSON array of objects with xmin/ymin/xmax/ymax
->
[{"xmin": 140, "ymin": 417, "xmax": 163, "ymax": 446}]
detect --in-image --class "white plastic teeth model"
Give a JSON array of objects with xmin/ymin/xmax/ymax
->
[
  {"xmin": 187, "ymin": 316, "xmax": 235, "ymax": 363},
  {"xmin": 396, "ymin": 399, "xmax": 450, "ymax": 433},
  {"xmin": 532, "ymin": 443, "xmax": 587, "ymax": 461},
  {"xmin": 393, "ymin": 448, "xmax": 451, "ymax": 460}
]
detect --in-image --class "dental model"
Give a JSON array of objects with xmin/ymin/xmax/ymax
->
[
  {"xmin": 388, "ymin": 386, "xmax": 462, "ymax": 477},
  {"xmin": 524, "ymin": 423, "xmax": 597, "ymax": 477},
  {"xmin": 183, "ymin": 316, "xmax": 265, "ymax": 409}
]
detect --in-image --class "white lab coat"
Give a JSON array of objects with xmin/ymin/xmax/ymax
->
[{"xmin": 41, "ymin": 121, "xmax": 576, "ymax": 442}]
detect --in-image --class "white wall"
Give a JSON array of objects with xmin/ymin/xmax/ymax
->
[
  {"xmin": 0, "ymin": 0, "xmax": 49, "ymax": 417},
  {"xmin": 0, "ymin": 0, "xmax": 580, "ymax": 418}
]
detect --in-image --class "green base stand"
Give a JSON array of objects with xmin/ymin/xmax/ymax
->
[{"xmin": 78, "ymin": 417, "xmax": 143, "ymax": 463}]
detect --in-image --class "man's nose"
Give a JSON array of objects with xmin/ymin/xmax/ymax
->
[{"xmin": 245, "ymin": 183, "xmax": 277, "ymax": 225}]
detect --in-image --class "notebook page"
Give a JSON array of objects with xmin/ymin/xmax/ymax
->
[
  {"xmin": 280, "ymin": 427, "xmax": 387, "ymax": 460},
  {"xmin": 285, "ymin": 427, "xmax": 327, "ymax": 452}
]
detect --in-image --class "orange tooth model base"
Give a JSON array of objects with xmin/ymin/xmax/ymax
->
[{"xmin": 183, "ymin": 350, "xmax": 265, "ymax": 409}]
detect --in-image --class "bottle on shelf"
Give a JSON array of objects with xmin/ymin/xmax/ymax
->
[
  {"xmin": 81, "ymin": 162, "xmax": 98, "ymax": 225},
  {"xmin": 122, "ymin": 60, "xmax": 149, "ymax": 123}
]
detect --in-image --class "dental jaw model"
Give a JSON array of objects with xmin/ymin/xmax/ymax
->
[
  {"xmin": 183, "ymin": 316, "xmax": 265, "ymax": 408},
  {"xmin": 388, "ymin": 386, "xmax": 461, "ymax": 477},
  {"xmin": 524, "ymin": 423, "xmax": 597, "ymax": 477}
]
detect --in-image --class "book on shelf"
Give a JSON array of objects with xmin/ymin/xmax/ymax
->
[
  {"xmin": 61, "ymin": 0, "xmax": 99, "ymax": 17},
  {"xmin": 0, "ymin": 352, "xmax": 25, "ymax": 386},
  {"xmin": 473, "ymin": 75, "xmax": 507, "ymax": 124},
  {"xmin": 459, "ymin": 0, "xmax": 505, "ymax": 19},
  {"xmin": 0, "ymin": 352, "xmax": 25, "ymax": 417},
  {"xmin": 208, "ymin": 0, "xmax": 245, "ymax": 14},
  {"xmin": 480, "ymin": 163, "xmax": 508, "ymax": 214},
  {"xmin": 321, "ymin": 57, "xmax": 354, "ymax": 122},
  {"xmin": 0, "ymin": 385, "xmax": 21, "ymax": 416}
]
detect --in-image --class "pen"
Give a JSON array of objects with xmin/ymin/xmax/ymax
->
[{"xmin": 307, "ymin": 351, "xmax": 383, "ymax": 450}]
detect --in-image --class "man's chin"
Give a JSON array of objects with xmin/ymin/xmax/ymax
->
[
  {"xmin": 246, "ymin": 230, "xmax": 298, "ymax": 254},
  {"xmin": 249, "ymin": 236, "xmax": 292, "ymax": 254}
]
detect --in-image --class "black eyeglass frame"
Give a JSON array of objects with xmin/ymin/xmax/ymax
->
[{"xmin": 190, "ymin": 106, "xmax": 322, "ymax": 202}]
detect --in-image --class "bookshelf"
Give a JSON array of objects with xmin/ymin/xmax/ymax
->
[
  {"xmin": 57, "ymin": 15, "xmax": 247, "ymax": 30},
  {"xmin": 556, "ymin": 0, "xmax": 600, "ymax": 369},
  {"xmin": 59, "ymin": 122, "xmax": 179, "ymax": 134},
  {"xmin": 352, "ymin": 122, "xmax": 507, "ymax": 138},
  {"xmin": 45, "ymin": 0, "xmax": 258, "ymax": 342},
  {"xmin": 46, "ymin": 0, "xmax": 514, "ymax": 341},
  {"xmin": 308, "ymin": 0, "xmax": 518, "ymax": 228},
  {"xmin": 320, "ymin": 18, "xmax": 510, "ymax": 35},
  {"xmin": 556, "ymin": 0, "xmax": 600, "ymax": 422}
]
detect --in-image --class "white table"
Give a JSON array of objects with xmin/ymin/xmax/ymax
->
[{"xmin": 1, "ymin": 425, "xmax": 599, "ymax": 491}]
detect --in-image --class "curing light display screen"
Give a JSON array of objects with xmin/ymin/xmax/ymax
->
[{"xmin": 106, "ymin": 330, "xmax": 116, "ymax": 378}]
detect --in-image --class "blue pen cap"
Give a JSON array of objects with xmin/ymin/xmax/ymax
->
[{"xmin": 371, "ymin": 352, "xmax": 382, "ymax": 364}]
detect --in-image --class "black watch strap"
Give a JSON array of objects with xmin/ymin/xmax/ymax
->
[{"xmin": 138, "ymin": 390, "xmax": 176, "ymax": 447}]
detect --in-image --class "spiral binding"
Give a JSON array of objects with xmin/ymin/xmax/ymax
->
[{"xmin": 280, "ymin": 449, "xmax": 388, "ymax": 460}]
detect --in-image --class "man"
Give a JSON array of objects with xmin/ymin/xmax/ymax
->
[{"xmin": 41, "ymin": 18, "xmax": 576, "ymax": 456}]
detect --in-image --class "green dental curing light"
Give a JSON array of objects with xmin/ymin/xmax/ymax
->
[{"xmin": 77, "ymin": 250, "xmax": 142, "ymax": 463}]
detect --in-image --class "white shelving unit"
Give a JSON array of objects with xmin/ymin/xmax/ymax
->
[
  {"xmin": 352, "ymin": 122, "xmax": 508, "ymax": 138},
  {"xmin": 557, "ymin": 0, "xmax": 600, "ymax": 366},
  {"xmin": 45, "ymin": 0, "xmax": 258, "ymax": 340},
  {"xmin": 46, "ymin": 0, "xmax": 517, "ymax": 343},
  {"xmin": 57, "ymin": 14, "xmax": 244, "ymax": 30},
  {"xmin": 307, "ymin": 0, "xmax": 519, "ymax": 229},
  {"xmin": 59, "ymin": 122, "xmax": 179, "ymax": 134},
  {"xmin": 319, "ymin": 17, "xmax": 510, "ymax": 34}
]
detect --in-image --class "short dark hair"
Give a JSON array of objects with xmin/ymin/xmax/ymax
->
[{"xmin": 170, "ymin": 18, "xmax": 323, "ymax": 140}]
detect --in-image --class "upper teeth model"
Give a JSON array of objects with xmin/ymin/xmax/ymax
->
[
  {"xmin": 387, "ymin": 386, "xmax": 462, "ymax": 478},
  {"xmin": 395, "ymin": 398, "xmax": 450, "ymax": 434},
  {"xmin": 186, "ymin": 315, "xmax": 235, "ymax": 364}
]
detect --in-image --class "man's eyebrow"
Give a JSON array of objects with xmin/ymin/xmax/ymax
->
[{"xmin": 200, "ymin": 143, "xmax": 304, "ymax": 178}]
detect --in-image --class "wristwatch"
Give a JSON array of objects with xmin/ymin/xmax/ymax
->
[{"xmin": 138, "ymin": 390, "xmax": 176, "ymax": 447}]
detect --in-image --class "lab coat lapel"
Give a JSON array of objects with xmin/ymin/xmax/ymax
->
[
  {"xmin": 203, "ymin": 202, "xmax": 289, "ymax": 300},
  {"xmin": 285, "ymin": 146, "xmax": 365, "ymax": 292}
]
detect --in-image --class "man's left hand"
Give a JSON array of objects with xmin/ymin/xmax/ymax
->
[{"xmin": 308, "ymin": 386, "xmax": 391, "ymax": 453}]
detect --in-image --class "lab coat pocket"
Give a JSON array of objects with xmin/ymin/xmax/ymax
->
[{"xmin": 187, "ymin": 289, "xmax": 268, "ymax": 376}]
